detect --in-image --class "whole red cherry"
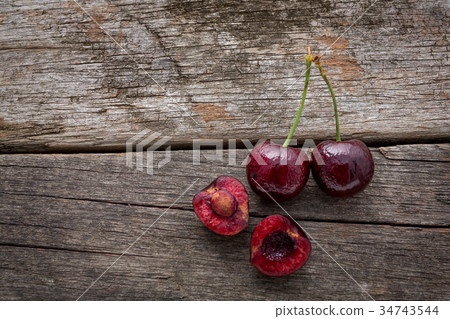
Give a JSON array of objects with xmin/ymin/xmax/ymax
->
[
  {"xmin": 246, "ymin": 141, "xmax": 309, "ymax": 202},
  {"xmin": 311, "ymin": 56, "xmax": 374, "ymax": 197},
  {"xmin": 311, "ymin": 140, "xmax": 374, "ymax": 197},
  {"xmin": 247, "ymin": 48, "xmax": 313, "ymax": 202}
]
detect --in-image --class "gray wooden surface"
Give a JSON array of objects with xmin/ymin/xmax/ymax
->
[
  {"xmin": 1, "ymin": 145, "xmax": 449, "ymax": 226},
  {"xmin": 0, "ymin": 0, "xmax": 449, "ymax": 301},
  {"xmin": 1, "ymin": 203, "xmax": 448, "ymax": 300},
  {"xmin": 0, "ymin": 0, "xmax": 449, "ymax": 152},
  {"xmin": 0, "ymin": 145, "xmax": 449, "ymax": 300}
]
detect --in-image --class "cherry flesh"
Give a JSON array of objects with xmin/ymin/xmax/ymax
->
[
  {"xmin": 251, "ymin": 215, "xmax": 311, "ymax": 277},
  {"xmin": 193, "ymin": 175, "xmax": 249, "ymax": 235}
]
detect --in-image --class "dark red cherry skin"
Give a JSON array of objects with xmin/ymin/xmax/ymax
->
[
  {"xmin": 193, "ymin": 176, "xmax": 249, "ymax": 235},
  {"xmin": 311, "ymin": 139, "xmax": 374, "ymax": 198},
  {"xmin": 246, "ymin": 141, "xmax": 310, "ymax": 202},
  {"xmin": 251, "ymin": 215, "xmax": 311, "ymax": 277}
]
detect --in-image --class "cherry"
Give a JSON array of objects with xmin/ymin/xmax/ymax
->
[
  {"xmin": 310, "ymin": 56, "xmax": 374, "ymax": 197},
  {"xmin": 311, "ymin": 140, "xmax": 374, "ymax": 197},
  {"xmin": 246, "ymin": 48, "xmax": 313, "ymax": 202},
  {"xmin": 193, "ymin": 176, "xmax": 249, "ymax": 235},
  {"xmin": 247, "ymin": 141, "xmax": 309, "ymax": 202},
  {"xmin": 251, "ymin": 215, "xmax": 311, "ymax": 277}
]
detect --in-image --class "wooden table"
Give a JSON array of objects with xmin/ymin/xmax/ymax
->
[{"xmin": 0, "ymin": 0, "xmax": 449, "ymax": 300}]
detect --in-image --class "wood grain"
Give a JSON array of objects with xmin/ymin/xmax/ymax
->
[
  {"xmin": 1, "ymin": 0, "xmax": 449, "ymax": 152},
  {"xmin": 0, "ymin": 194, "xmax": 448, "ymax": 300},
  {"xmin": 0, "ymin": 0, "xmax": 448, "ymax": 301},
  {"xmin": 1, "ymin": 144, "xmax": 449, "ymax": 226},
  {"xmin": 379, "ymin": 144, "xmax": 450, "ymax": 162}
]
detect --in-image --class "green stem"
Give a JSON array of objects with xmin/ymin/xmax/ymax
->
[
  {"xmin": 314, "ymin": 59, "xmax": 341, "ymax": 142},
  {"xmin": 283, "ymin": 48, "xmax": 313, "ymax": 147}
]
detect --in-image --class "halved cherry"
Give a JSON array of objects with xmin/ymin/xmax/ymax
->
[
  {"xmin": 251, "ymin": 215, "xmax": 311, "ymax": 277},
  {"xmin": 193, "ymin": 176, "xmax": 249, "ymax": 235}
]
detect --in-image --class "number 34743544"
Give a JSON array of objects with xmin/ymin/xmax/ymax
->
[{"xmin": 379, "ymin": 306, "xmax": 439, "ymax": 316}]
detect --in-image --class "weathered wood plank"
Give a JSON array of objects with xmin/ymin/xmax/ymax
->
[
  {"xmin": 379, "ymin": 144, "xmax": 450, "ymax": 162},
  {"xmin": 0, "ymin": 194, "xmax": 448, "ymax": 300},
  {"xmin": 0, "ymin": 144, "xmax": 449, "ymax": 226},
  {"xmin": 0, "ymin": 0, "xmax": 449, "ymax": 152}
]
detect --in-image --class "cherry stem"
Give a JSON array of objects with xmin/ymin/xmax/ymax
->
[
  {"xmin": 283, "ymin": 47, "xmax": 312, "ymax": 148},
  {"xmin": 313, "ymin": 56, "xmax": 341, "ymax": 142}
]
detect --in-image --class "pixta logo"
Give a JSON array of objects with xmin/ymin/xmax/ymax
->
[{"xmin": 126, "ymin": 129, "xmax": 171, "ymax": 175}]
